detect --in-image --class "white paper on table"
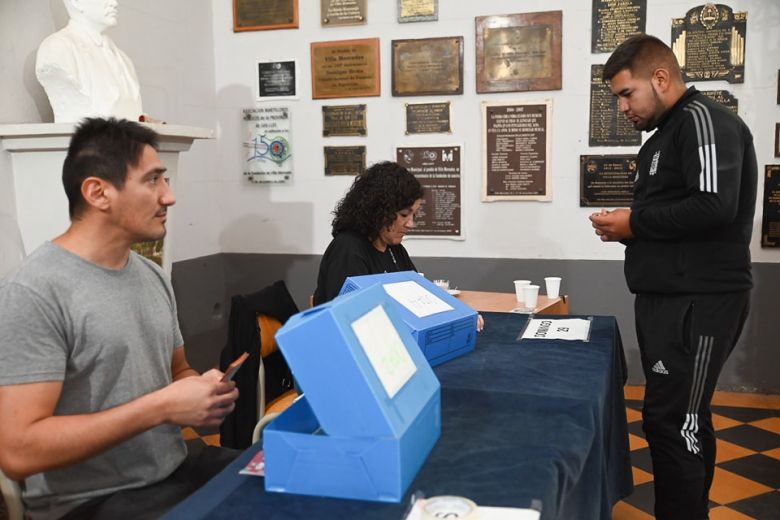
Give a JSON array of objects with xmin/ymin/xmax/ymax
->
[
  {"xmin": 382, "ymin": 281, "xmax": 454, "ymax": 318},
  {"xmin": 406, "ymin": 502, "xmax": 540, "ymax": 520},
  {"xmin": 351, "ymin": 305, "xmax": 417, "ymax": 398},
  {"xmin": 521, "ymin": 318, "xmax": 591, "ymax": 341}
]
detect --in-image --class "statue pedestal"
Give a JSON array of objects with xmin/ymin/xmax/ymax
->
[{"xmin": 0, "ymin": 123, "xmax": 213, "ymax": 272}]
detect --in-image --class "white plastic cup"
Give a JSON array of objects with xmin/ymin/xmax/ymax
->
[
  {"xmin": 544, "ymin": 277, "xmax": 562, "ymax": 298},
  {"xmin": 433, "ymin": 279, "xmax": 450, "ymax": 291},
  {"xmin": 513, "ymin": 280, "xmax": 531, "ymax": 302},
  {"xmin": 523, "ymin": 285, "xmax": 540, "ymax": 310}
]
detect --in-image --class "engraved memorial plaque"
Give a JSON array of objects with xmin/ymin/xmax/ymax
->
[
  {"xmin": 762, "ymin": 165, "xmax": 780, "ymax": 248},
  {"xmin": 671, "ymin": 4, "xmax": 747, "ymax": 83},
  {"xmin": 396, "ymin": 145, "xmax": 462, "ymax": 237},
  {"xmin": 476, "ymin": 11, "xmax": 562, "ymax": 93},
  {"xmin": 590, "ymin": 64, "xmax": 642, "ymax": 147},
  {"xmin": 392, "ymin": 37, "xmax": 463, "ymax": 97},
  {"xmin": 701, "ymin": 90, "xmax": 738, "ymax": 114},
  {"xmin": 405, "ymin": 102, "xmax": 451, "ymax": 134},
  {"xmin": 398, "ymin": 0, "xmax": 438, "ymax": 23},
  {"xmin": 321, "ymin": 0, "xmax": 366, "ymax": 27},
  {"xmin": 233, "ymin": 0, "xmax": 298, "ymax": 32},
  {"xmin": 324, "ymin": 146, "xmax": 366, "ymax": 176},
  {"xmin": 580, "ymin": 155, "xmax": 636, "ymax": 207},
  {"xmin": 311, "ymin": 38, "xmax": 380, "ymax": 99},
  {"xmin": 592, "ymin": 0, "xmax": 646, "ymax": 53},
  {"xmin": 257, "ymin": 61, "xmax": 296, "ymax": 99},
  {"xmin": 322, "ymin": 104, "xmax": 367, "ymax": 137}
]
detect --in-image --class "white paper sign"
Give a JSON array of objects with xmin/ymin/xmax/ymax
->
[
  {"xmin": 382, "ymin": 281, "xmax": 454, "ymax": 318},
  {"xmin": 521, "ymin": 318, "xmax": 591, "ymax": 341},
  {"xmin": 351, "ymin": 305, "xmax": 417, "ymax": 398}
]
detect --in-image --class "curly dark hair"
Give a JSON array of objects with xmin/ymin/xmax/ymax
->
[{"xmin": 331, "ymin": 161, "xmax": 423, "ymax": 240}]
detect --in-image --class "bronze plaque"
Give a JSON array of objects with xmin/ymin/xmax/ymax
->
[
  {"xmin": 233, "ymin": 0, "xmax": 298, "ymax": 32},
  {"xmin": 580, "ymin": 155, "xmax": 637, "ymax": 207},
  {"xmin": 701, "ymin": 90, "xmax": 738, "ymax": 114},
  {"xmin": 671, "ymin": 4, "xmax": 747, "ymax": 83},
  {"xmin": 482, "ymin": 101, "xmax": 551, "ymax": 201},
  {"xmin": 405, "ymin": 102, "xmax": 452, "ymax": 134},
  {"xmin": 592, "ymin": 0, "xmax": 647, "ymax": 53},
  {"xmin": 392, "ymin": 37, "xmax": 463, "ymax": 96},
  {"xmin": 322, "ymin": 104, "xmax": 367, "ymax": 137},
  {"xmin": 396, "ymin": 146, "xmax": 462, "ymax": 237},
  {"xmin": 590, "ymin": 64, "xmax": 641, "ymax": 147},
  {"xmin": 311, "ymin": 38, "xmax": 380, "ymax": 99},
  {"xmin": 476, "ymin": 11, "xmax": 562, "ymax": 93},
  {"xmin": 324, "ymin": 146, "xmax": 366, "ymax": 176},
  {"xmin": 762, "ymin": 165, "xmax": 780, "ymax": 247},
  {"xmin": 321, "ymin": 0, "xmax": 366, "ymax": 26},
  {"xmin": 398, "ymin": 0, "xmax": 438, "ymax": 23}
]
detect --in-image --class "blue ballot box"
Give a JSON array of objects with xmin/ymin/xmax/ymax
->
[
  {"xmin": 339, "ymin": 271, "xmax": 477, "ymax": 366},
  {"xmin": 264, "ymin": 283, "xmax": 441, "ymax": 502}
]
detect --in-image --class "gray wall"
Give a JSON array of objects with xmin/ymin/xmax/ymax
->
[{"xmin": 172, "ymin": 254, "xmax": 780, "ymax": 393}]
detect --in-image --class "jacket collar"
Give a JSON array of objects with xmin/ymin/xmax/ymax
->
[{"xmin": 656, "ymin": 86, "xmax": 698, "ymax": 131}]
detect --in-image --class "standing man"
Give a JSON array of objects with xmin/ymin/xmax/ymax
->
[
  {"xmin": 0, "ymin": 118, "xmax": 238, "ymax": 519},
  {"xmin": 590, "ymin": 35, "xmax": 757, "ymax": 519}
]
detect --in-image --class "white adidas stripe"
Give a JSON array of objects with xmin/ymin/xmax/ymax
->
[
  {"xmin": 680, "ymin": 335, "xmax": 714, "ymax": 454},
  {"xmin": 684, "ymin": 101, "xmax": 719, "ymax": 194}
]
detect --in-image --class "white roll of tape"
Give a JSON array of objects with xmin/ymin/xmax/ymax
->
[{"xmin": 421, "ymin": 496, "xmax": 479, "ymax": 519}]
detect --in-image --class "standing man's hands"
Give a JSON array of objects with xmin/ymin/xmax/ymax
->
[
  {"xmin": 158, "ymin": 369, "xmax": 239, "ymax": 428},
  {"xmin": 589, "ymin": 208, "xmax": 635, "ymax": 242}
]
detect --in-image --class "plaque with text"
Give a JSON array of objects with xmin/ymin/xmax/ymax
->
[
  {"xmin": 672, "ymin": 4, "xmax": 746, "ymax": 84},
  {"xmin": 324, "ymin": 146, "xmax": 366, "ymax": 176},
  {"xmin": 233, "ymin": 0, "xmax": 298, "ymax": 32},
  {"xmin": 257, "ymin": 61, "xmax": 296, "ymax": 99},
  {"xmin": 482, "ymin": 100, "xmax": 552, "ymax": 201},
  {"xmin": 592, "ymin": 0, "xmax": 646, "ymax": 53},
  {"xmin": 580, "ymin": 155, "xmax": 636, "ymax": 207},
  {"xmin": 396, "ymin": 145, "xmax": 462, "ymax": 238},
  {"xmin": 762, "ymin": 165, "xmax": 780, "ymax": 248},
  {"xmin": 311, "ymin": 38, "xmax": 380, "ymax": 99},
  {"xmin": 242, "ymin": 107, "xmax": 293, "ymax": 183},
  {"xmin": 398, "ymin": 0, "xmax": 438, "ymax": 23},
  {"xmin": 322, "ymin": 104, "xmax": 367, "ymax": 136},
  {"xmin": 701, "ymin": 90, "xmax": 738, "ymax": 114},
  {"xmin": 590, "ymin": 65, "xmax": 641, "ymax": 147},
  {"xmin": 321, "ymin": 0, "xmax": 366, "ymax": 26},
  {"xmin": 392, "ymin": 37, "xmax": 463, "ymax": 97},
  {"xmin": 405, "ymin": 102, "xmax": 451, "ymax": 134},
  {"xmin": 476, "ymin": 11, "xmax": 562, "ymax": 93}
]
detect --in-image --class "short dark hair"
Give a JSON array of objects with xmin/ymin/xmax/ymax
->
[
  {"xmin": 331, "ymin": 161, "xmax": 423, "ymax": 240},
  {"xmin": 63, "ymin": 117, "xmax": 159, "ymax": 218},
  {"xmin": 603, "ymin": 34, "xmax": 682, "ymax": 82}
]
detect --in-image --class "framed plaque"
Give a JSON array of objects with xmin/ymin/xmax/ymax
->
[
  {"xmin": 398, "ymin": 0, "xmax": 438, "ymax": 23},
  {"xmin": 405, "ymin": 102, "xmax": 452, "ymax": 134},
  {"xmin": 311, "ymin": 38, "xmax": 380, "ymax": 99},
  {"xmin": 242, "ymin": 107, "xmax": 293, "ymax": 184},
  {"xmin": 590, "ymin": 64, "xmax": 641, "ymax": 147},
  {"xmin": 481, "ymin": 100, "xmax": 552, "ymax": 201},
  {"xmin": 322, "ymin": 104, "xmax": 367, "ymax": 137},
  {"xmin": 701, "ymin": 90, "xmax": 738, "ymax": 114},
  {"xmin": 580, "ymin": 155, "xmax": 636, "ymax": 207},
  {"xmin": 475, "ymin": 11, "xmax": 562, "ymax": 93},
  {"xmin": 671, "ymin": 4, "xmax": 746, "ymax": 83},
  {"xmin": 256, "ymin": 60, "xmax": 297, "ymax": 100},
  {"xmin": 321, "ymin": 0, "xmax": 366, "ymax": 27},
  {"xmin": 396, "ymin": 145, "xmax": 463, "ymax": 238},
  {"xmin": 324, "ymin": 146, "xmax": 366, "ymax": 176},
  {"xmin": 233, "ymin": 0, "xmax": 298, "ymax": 32},
  {"xmin": 776, "ymin": 123, "xmax": 780, "ymax": 158},
  {"xmin": 392, "ymin": 37, "xmax": 463, "ymax": 97},
  {"xmin": 592, "ymin": 0, "xmax": 646, "ymax": 53},
  {"xmin": 762, "ymin": 165, "xmax": 780, "ymax": 248}
]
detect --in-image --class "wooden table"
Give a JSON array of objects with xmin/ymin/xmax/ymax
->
[{"xmin": 456, "ymin": 290, "xmax": 569, "ymax": 315}]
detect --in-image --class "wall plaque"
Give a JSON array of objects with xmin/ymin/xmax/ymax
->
[
  {"xmin": 701, "ymin": 90, "xmax": 738, "ymax": 114},
  {"xmin": 311, "ymin": 38, "xmax": 380, "ymax": 99},
  {"xmin": 405, "ymin": 102, "xmax": 451, "ymax": 135},
  {"xmin": 589, "ymin": 64, "xmax": 641, "ymax": 147},
  {"xmin": 671, "ymin": 4, "xmax": 747, "ymax": 83},
  {"xmin": 762, "ymin": 165, "xmax": 780, "ymax": 248},
  {"xmin": 322, "ymin": 104, "xmax": 367, "ymax": 137},
  {"xmin": 321, "ymin": 0, "xmax": 366, "ymax": 27},
  {"xmin": 476, "ymin": 11, "xmax": 562, "ymax": 93},
  {"xmin": 398, "ymin": 0, "xmax": 438, "ymax": 23},
  {"xmin": 233, "ymin": 0, "xmax": 298, "ymax": 32},
  {"xmin": 396, "ymin": 145, "xmax": 462, "ymax": 238},
  {"xmin": 257, "ymin": 61, "xmax": 296, "ymax": 99},
  {"xmin": 324, "ymin": 146, "xmax": 366, "ymax": 176},
  {"xmin": 580, "ymin": 155, "xmax": 636, "ymax": 207},
  {"xmin": 482, "ymin": 100, "xmax": 552, "ymax": 201},
  {"xmin": 592, "ymin": 0, "xmax": 647, "ymax": 53},
  {"xmin": 242, "ymin": 107, "xmax": 293, "ymax": 183},
  {"xmin": 392, "ymin": 37, "xmax": 463, "ymax": 96}
]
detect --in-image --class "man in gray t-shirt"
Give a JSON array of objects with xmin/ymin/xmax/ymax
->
[{"xmin": 0, "ymin": 118, "xmax": 239, "ymax": 519}]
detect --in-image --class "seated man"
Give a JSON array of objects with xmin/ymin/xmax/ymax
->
[{"xmin": 0, "ymin": 118, "xmax": 238, "ymax": 519}]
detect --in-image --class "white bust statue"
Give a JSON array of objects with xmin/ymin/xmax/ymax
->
[{"xmin": 35, "ymin": 0, "xmax": 143, "ymax": 123}]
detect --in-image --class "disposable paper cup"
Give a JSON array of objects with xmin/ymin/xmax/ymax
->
[
  {"xmin": 523, "ymin": 285, "xmax": 540, "ymax": 310},
  {"xmin": 544, "ymin": 277, "xmax": 562, "ymax": 298},
  {"xmin": 513, "ymin": 280, "xmax": 531, "ymax": 302}
]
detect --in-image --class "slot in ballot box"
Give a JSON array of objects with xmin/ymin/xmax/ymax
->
[
  {"xmin": 265, "ymin": 283, "xmax": 441, "ymax": 502},
  {"xmin": 339, "ymin": 271, "xmax": 477, "ymax": 366}
]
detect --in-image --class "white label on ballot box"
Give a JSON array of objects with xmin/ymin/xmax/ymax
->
[
  {"xmin": 351, "ymin": 305, "xmax": 417, "ymax": 398},
  {"xmin": 521, "ymin": 318, "xmax": 591, "ymax": 341},
  {"xmin": 382, "ymin": 281, "xmax": 454, "ymax": 318}
]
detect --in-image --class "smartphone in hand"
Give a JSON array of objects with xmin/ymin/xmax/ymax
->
[{"xmin": 221, "ymin": 352, "xmax": 249, "ymax": 382}]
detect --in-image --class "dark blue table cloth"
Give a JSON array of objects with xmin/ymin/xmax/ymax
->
[{"xmin": 163, "ymin": 312, "xmax": 633, "ymax": 520}]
